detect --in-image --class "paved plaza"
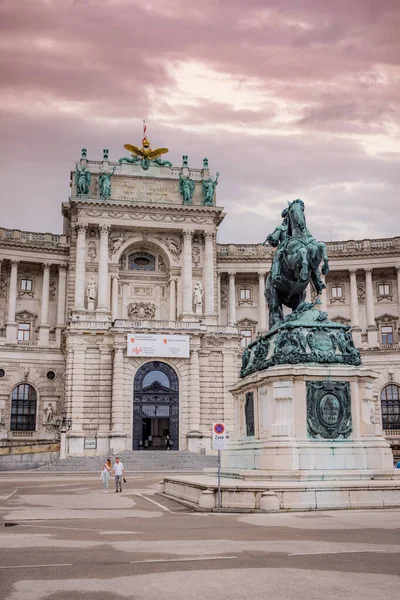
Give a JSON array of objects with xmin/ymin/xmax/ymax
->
[{"xmin": 0, "ymin": 472, "xmax": 399, "ymax": 599}]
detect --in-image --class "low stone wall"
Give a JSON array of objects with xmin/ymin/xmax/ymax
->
[{"xmin": 0, "ymin": 441, "xmax": 60, "ymax": 471}]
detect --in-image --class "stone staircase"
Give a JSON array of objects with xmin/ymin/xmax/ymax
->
[{"xmin": 36, "ymin": 451, "xmax": 218, "ymax": 472}]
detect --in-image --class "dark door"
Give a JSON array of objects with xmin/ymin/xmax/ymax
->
[{"xmin": 133, "ymin": 362, "xmax": 179, "ymax": 451}]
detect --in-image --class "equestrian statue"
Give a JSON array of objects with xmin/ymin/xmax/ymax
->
[{"xmin": 264, "ymin": 199, "xmax": 329, "ymax": 330}]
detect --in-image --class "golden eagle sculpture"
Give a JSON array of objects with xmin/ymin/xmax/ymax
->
[{"xmin": 119, "ymin": 136, "xmax": 172, "ymax": 170}]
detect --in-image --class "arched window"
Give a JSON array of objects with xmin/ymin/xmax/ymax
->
[
  {"xmin": 381, "ymin": 384, "xmax": 400, "ymax": 431},
  {"xmin": 143, "ymin": 370, "xmax": 170, "ymax": 388},
  {"xmin": 10, "ymin": 384, "xmax": 37, "ymax": 431}
]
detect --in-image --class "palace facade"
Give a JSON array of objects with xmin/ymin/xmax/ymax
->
[{"xmin": 0, "ymin": 146, "xmax": 399, "ymax": 465}]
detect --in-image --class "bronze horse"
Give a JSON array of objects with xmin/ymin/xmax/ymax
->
[{"xmin": 265, "ymin": 199, "xmax": 329, "ymax": 329}]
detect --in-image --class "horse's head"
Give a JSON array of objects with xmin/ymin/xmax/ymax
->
[{"xmin": 287, "ymin": 198, "xmax": 306, "ymax": 236}]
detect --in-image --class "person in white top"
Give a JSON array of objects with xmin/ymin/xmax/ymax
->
[{"xmin": 112, "ymin": 457, "xmax": 125, "ymax": 492}]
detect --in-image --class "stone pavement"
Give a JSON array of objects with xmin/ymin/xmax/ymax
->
[
  {"xmin": 0, "ymin": 472, "xmax": 400, "ymax": 600},
  {"xmin": 36, "ymin": 450, "xmax": 218, "ymax": 472}
]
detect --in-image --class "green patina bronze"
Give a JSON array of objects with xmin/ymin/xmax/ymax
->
[
  {"xmin": 240, "ymin": 301, "xmax": 361, "ymax": 378},
  {"xmin": 306, "ymin": 380, "xmax": 352, "ymax": 439},
  {"xmin": 99, "ymin": 166, "xmax": 116, "ymax": 199},
  {"xmin": 264, "ymin": 199, "xmax": 329, "ymax": 330},
  {"xmin": 202, "ymin": 172, "xmax": 219, "ymax": 206},
  {"xmin": 179, "ymin": 172, "xmax": 195, "ymax": 205},
  {"xmin": 75, "ymin": 163, "xmax": 91, "ymax": 196}
]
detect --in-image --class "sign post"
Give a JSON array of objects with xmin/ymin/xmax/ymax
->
[{"xmin": 212, "ymin": 422, "xmax": 227, "ymax": 513}]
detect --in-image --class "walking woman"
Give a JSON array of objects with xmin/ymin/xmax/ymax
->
[{"xmin": 101, "ymin": 458, "xmax": 112, "ymax": 493}]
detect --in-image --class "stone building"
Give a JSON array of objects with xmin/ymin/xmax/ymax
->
[{"xmin": 0, "ymin": 143, "xmax": 399, "ymax": 464}]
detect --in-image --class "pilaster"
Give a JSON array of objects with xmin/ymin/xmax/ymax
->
[
  {"xmin": 38, "ymin": 263, "xmax": 51, "ymax": 346},
  {"xmin": 181, "ymin": 229, "xmax": 194, "ymax": 320},
  {"xmin": 228, "ymin": 271, "xmax": 236, "ymax": 325},
  {"xmin": 6, "ymin": 260, "xmax": 19, "ymax": 342},
  {"xmin": 365, "ymin": 267, "xmax": 378, "ymax": 347},
  {"xmin": 74, "ymin": 224, "xmax": 87, "ymax": 311},
  {"xmin": 257, "ymin": 271, "xmax": 267, "ymax": 332},
  {"xmin": 96, "ymin": 224, "xmax": 111, "ymax": 319}
]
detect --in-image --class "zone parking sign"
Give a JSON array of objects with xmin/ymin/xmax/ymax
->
[{"xmin": 212, "ymin": 422, "xmax": 227, "ymax": 450}]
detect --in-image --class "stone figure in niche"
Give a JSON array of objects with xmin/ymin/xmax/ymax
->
[
  {"xmin": 179, "ymin": 172, "xmax": 195, "ymax": 205},
  {"xmin": 202, "ymin": 172, "xmax": 219, "ymax": 206},
  {"xmin": 49, "ymin": 279, "xmax": 56, "ymax": 301},
  {"xmin": 193, "ymin": 281, "xmax": 203, "ymax": 311},
  {"xmin": 86, "ymin": 276, "xmax": 97, "ymax": 301},
  {"xmin": 99, "ymin": 166, "xmax": 116, "ymax": 199},
  {"xmin": 43, "ymin": 403, "xmax": 54, "ymax": 425},
  {"xmin": 75, "ymin": 163, "xmax": 91, "ymax": 195},
  {"xmin": 192, "ymin": 246, "xmax": 201, "ymax": 266}
]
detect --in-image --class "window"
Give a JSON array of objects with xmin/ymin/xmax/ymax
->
[
  {"xmin": 378, "ymin": 284, "xmax": 390, "ymax": 297},
  {"xmin": 381, "ymin": 384, "xmax": 400, "ymax": 431},
  {"xmin": 143, "ymin": 370, "xmax": 170, "ymax": 388},
  {"xmin": 381, "ymin": 326, "xmax": 394, "ymax": 345},
  {"xmin": 20, "ymin": 278, "xmax": 33, "ymax": 292},
  {"xmin": 331, "ymin": 285, "xmax": 343, "ymax": 299},
  {"xmin": 128, "ymin": 253, "xmax": 155, "ymax": 271},
  {"xmin": 240, "ymin": 288, "xmax": 251, "ymax": 301},
  {"xmin": 10, "ymin": 384, "xmax": 37, "ymax": 431},
  {"xmin": 46, "ymin": 371, "xmax": 56, "ymax": 380},
  {"xmin": 17, "ymin": 323, "xmax": 30, "ymax": 342},
  {"xmin": 241, "ymin": 330, "xmax": 252, "ymax": 349}
]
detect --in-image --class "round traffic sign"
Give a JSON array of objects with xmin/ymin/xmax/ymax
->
[{"xmin": 214, "ymin": 423, "xmax": 225, "ymax": 434}]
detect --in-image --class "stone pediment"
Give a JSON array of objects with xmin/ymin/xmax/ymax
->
[
  {"xmin": 375, "ymin": 313, "xmax": 398, "ymax": 324},
  {"xmin": 237, "ymin": 318, "xmax": 257, "ymax": 327},
  {"xmin": 331, "ymin": 315, "xmax": 351, "ymax": 325},
  {"xmin": 15, "ymin": 310, "xmax": 37, "ymax": 321}
]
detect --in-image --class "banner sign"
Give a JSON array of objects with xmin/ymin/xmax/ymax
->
[{"xmin": 127, "ymin": 333, "xmax": 190, "ymax": 358}]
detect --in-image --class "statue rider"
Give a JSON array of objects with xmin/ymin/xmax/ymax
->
[{"xmin": 263, "ymin": 208, "xmax": 288, "ymax": 286}]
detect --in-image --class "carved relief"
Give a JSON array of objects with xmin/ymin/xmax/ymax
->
[
  {"xmin": 158, "ymin": 256, "xmax": 167, "ymax": 273},
  {"xmin": 0, "ymin": 277, "xmax": 7, "ymax": 298},
  {"xmin": 49, "ymin": 278, "xmax": 57, "ymax": 302},
  {"xmin": 108, "ymin": 234, "xmax": 128, "ymax": 258},
  {"xmin": 119, "ymin": 255, "xmax": 126, "ymax": 270},
  {"xmin": 357, "ymin": 283, "xmax": 365, "ymax": 304},
  {"xmin": 87, "ymin": 241, "xmax": 97, "ymax": 262},
  {"xmin": 130, "ymin": 285, "xmax": 152, "ymax": 297},
  {"xmin": 192, "ymin": 246, "xmax": 201, "ymax": 266},
  {"xmin": 127, "ymin": 302, "xmax": 156, "ymax": 319},
  {"xmin": 160, "ymin": 236, "xmax": 182, "ymax": 259},
  {"xmin": 220, "ymin": 284, "xmax": 227, "ymax": 308}
]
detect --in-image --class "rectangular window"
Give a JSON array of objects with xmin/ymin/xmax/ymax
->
[
  {"xmin": 21, "ymin": 278, "xmax": 33, "ymax": 292},
  {"xmin": 17, "ymin": 323, "xmax": 30, "ymax": 342},
  {"xmin": 378, "ymin": 284, "xmax": 390, "ymax": 297},
  {"xmin": 241, "ymin": 330, "xmax": 252, "ymax": 349},
  {"xmin": 331, "ymin": 285, "xmax": 343, "ymax": 298},
  {"xmin": 240, "ymin": 288, "xmax": 251, "ymax": 300},
  {"xmin": 381, "ymin": 325, "xmax": 394, "ymax": 345}
]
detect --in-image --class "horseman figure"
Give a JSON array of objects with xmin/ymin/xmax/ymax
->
[{"xmin": 264, "ymin": 199, "xmax": 329, "ymax": 330}]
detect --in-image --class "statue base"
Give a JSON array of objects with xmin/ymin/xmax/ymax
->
[{"xmin": 161, "ymin": 364, "xmax": 400, "ymax": 511}]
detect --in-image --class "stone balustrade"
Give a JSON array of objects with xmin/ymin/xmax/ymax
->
[
  {"xmin": 69, "ymin": 319, "xmax": 238, "ymax": 334},
  {"xmin": 0, "ymin": 228, "xmax": 67, "ymax": 246}
]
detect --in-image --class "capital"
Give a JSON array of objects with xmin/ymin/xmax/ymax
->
[
  {"xmin": 203, "ymin": 231, "xmax": 215, "ymax": 242},
  {"xmin": 258, "ymin": 271, "xmax": 266, "ymax": 279},
  {"xmin": 43, "ymin": 263, "xmax": 51, "ymax": 271},
  {"xmin": 58, "ymin": 264, "xmax": 68, "ymax": 273},
  {"xmin": 76, "ymin": 223, "xmax": 88, "ymax": 234},
  {"xmin": 99, "ymin": 224, "xmax": 111, "ymax": 235},
  {"xmin": 396, "ymin": 266, "xmax": 400, "ymax": 274},
  {"xmin": 364, "ymin": 267, "xmax": 373, "ymax": 275},
  {"xmin": 228, "ymin": 271, "xmax": 236, "ymax": 279},
  {"xmin": 349, "ymin": 268, "xmax": 357, "ymax": 276},
  {"xmin": 10, "ymin": 260, "xmax": 20, "ymax": 268},
  {"xmin": 182, "ymin": 230, "xmax": 194, "ymax": 241}
]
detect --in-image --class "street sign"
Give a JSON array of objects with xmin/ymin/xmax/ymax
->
[{"xmin": 212, "ymin": 422, "xmax": 227, "ymax": 450}]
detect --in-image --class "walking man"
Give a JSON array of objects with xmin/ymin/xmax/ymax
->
[{"xmin": 112, "ymin": 457, "xmax": 125, "ymax": 493}]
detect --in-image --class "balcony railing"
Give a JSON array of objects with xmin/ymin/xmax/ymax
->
[
  {"xmin": 69, "ymin": 319, "xmax": 238, "ymax": 334},
  {"xmin": 0, "ymin": 228, "xmax": 67, "ymax": 246},
  {"xmin": 379, "ymin": 343, "xmax": 399, "ymax": 350}
]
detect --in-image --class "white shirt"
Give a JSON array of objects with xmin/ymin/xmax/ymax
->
[{"xmin": 113, "ymin": 462, "xmax": 124, "ymax": 476}]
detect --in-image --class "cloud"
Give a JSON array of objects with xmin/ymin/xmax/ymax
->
[{"xmin": 0, "ymin": 0, "xmax": 399, "ymax": 245}]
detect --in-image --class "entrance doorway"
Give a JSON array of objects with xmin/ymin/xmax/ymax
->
[{"xmin": 133, "ymin": 361, "xmax": 179, "ymax": 451}]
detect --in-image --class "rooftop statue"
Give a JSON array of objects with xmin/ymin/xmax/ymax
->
[
  {"xmin": 264, "ymin": 199, "xmax": 329, "ymax": 330},
  {"xmin": 119, "ymin": 136, "xmax": 172, "ymax": 170},
  {"xmin": 99, "ymin": 166, "xmax": 116, "ymax": 199},
  {"xmin": 202, "ymin": 172, "xmax": 219, "ymax": 206},
  {"xmin": 179, "ymin": 172, "xmax": 195, "ymax": 205},
  {"xmin": 75, "ymin": 163, "xmax": 91, "ymax": 196}
]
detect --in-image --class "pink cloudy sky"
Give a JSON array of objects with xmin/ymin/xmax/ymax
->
[{"xmin": 0, "ymin": 0, "xmax": 399, "ymax": 243}]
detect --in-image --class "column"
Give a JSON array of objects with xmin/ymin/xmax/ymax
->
[
  {"xmin": 110, "ymin": 344, "xmax": 126, "ymax": 453},
  {"xmin": 111, "ymin": 274, "xmax": 119, "ymax": 322},
  {"xmin": 228, "ymin": 271, "xmax": 236, "ymax": 325},
  {"xmin": 349, "ymin": 268, "xmax": 361, "ymax": 345},
  {"xmin": 397, "ymin": 267, "xmax": 400, "ymax": 323},
  {"xmin": 181, "ymin": 230, "xmax": 194, "ymax": 318},
  {"xmin": 97, "ymin": 224, "xmax": 111, "ymax": 313},
  {"xmin": 258, "ymin": 272, "xmax": 267, "ymax": 331},
  {"xmin": 203, "ymin": 232, "xmax": 215, "ymax": 318},
  {"xmin": 6, "ymin": 260, "xmax": 19, "ymax": 342},
  {"xmin": 320, "ymin": 273, "xmax": 328, "ymax": 311},
  {"xmin": 187, "ymin": 337, "xmax": 202, "ymax": 451},
  {"xmin": 38, "ymin": 263, "xmax": 51, "ymax": 346},
  {"xmin": 56, "ymin": 265, "xmax": 67, "ymax": 346},
  {"xmin": 365, "ymin": 267, "xmax": 378, "ymax": 347},
  {"xmin": 169, "ymin": 276, "xmax": 177, "ymax": 321},
  {"xmin": 217, "ymin": 272, "xmax": 222, "ymax": 325},
  {"xmin": 74, "ymin": 224, "xmax": 87, "ymax": 310}
]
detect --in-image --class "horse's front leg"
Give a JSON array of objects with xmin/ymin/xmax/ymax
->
[{"xmin": 266, "ymin": 282, "xmax": 283, "ymax": 329}]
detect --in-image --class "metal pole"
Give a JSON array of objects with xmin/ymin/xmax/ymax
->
[{"xmin": 217, "ymin": 449, "xmax": 221, "ymax": 513}]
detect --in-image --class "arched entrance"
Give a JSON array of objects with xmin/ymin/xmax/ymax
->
[{"xmin": 133, "ymin": 362, "xmax": 179, "ymax": 451}]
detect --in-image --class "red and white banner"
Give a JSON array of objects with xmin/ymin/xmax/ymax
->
[{"xmin": 127, "ymin": 333, "xmax": 190, "ymax": 358}]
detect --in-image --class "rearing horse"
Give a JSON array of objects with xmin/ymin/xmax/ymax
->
[{"xmin": 265, "ymin": 199, "xmax": 329, "ymax": 329}]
